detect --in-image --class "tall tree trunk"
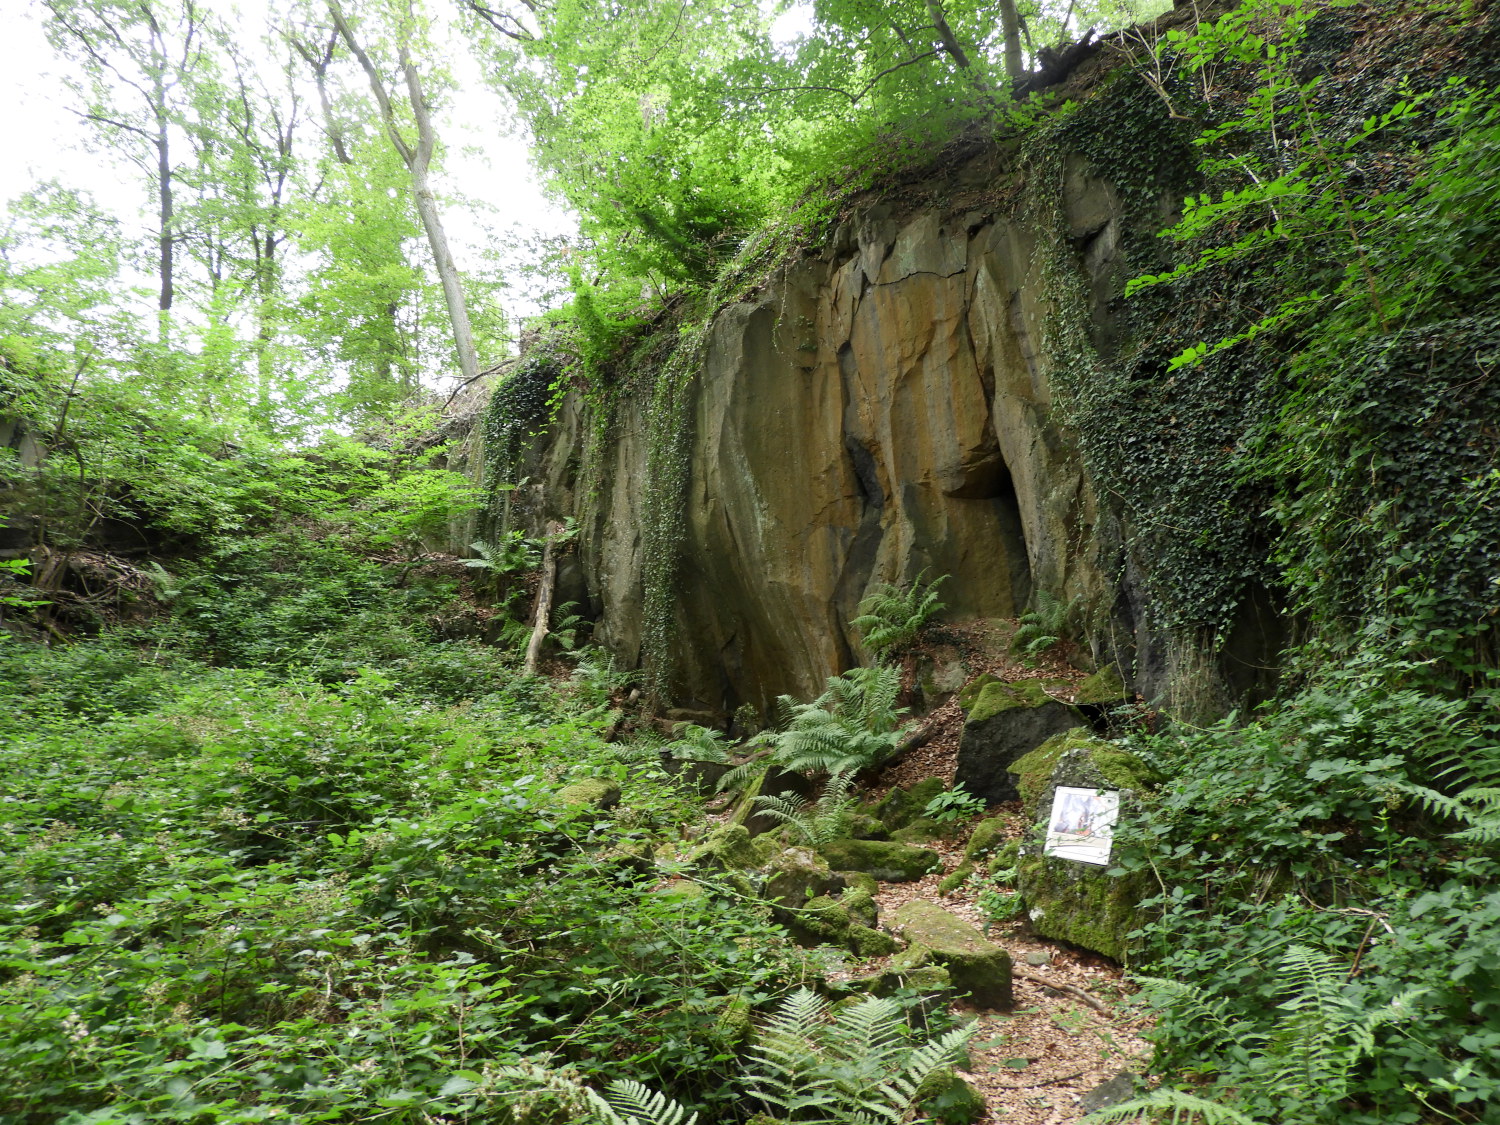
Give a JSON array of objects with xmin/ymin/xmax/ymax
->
[
  {"xmin": 400, "ymin": 44, "xmax": 480, "ymax": 388},
  {"xmin": 925, "ymin": 0, "xmax": 1000, "ymax": 94},
  {"xmin": 328, "ymin": 1, "xmax": 480, "ymax": 387},
  {"xmin": 524, "ymin": 525, "xmax": 560, "ymax": 676},
  {"xmin": 997, "ymin": 0, "xmax": 1025, "ymax": 83},
  {"xmin": 154, "ymin": 89, "xmax": 174, "ymax": 337}
]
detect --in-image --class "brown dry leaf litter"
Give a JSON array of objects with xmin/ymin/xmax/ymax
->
[{"xmin": 828, "ymin": 822, "xmax": 1151, "ymax": 1125}]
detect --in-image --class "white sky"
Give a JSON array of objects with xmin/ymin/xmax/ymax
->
[{"xmin": 0, "ymin": 0, "xmax": 575, "ymax": 324}]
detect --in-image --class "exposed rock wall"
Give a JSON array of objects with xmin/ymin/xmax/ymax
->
[{"xmin": 495, "ymin": 154, "xmax": 1154, "ymax": 717}]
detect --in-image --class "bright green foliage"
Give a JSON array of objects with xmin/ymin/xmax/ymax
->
[
  {"xmin": 741, "ymin": 987, "xmax": 975, "ymax": 1124},
  {"xmin": 1009, "ymin": 591, "xmax": 1076, "ymax": 663},
  {"xmin": 771, "ymin": 665, "xmax": 906, "ymax": 776},
  {"xmin": 494, "ymin": 988, "xmax": 971, "ymax": 1125},
  {"xmin": 0, "ymin": 625, "xmax": 808, "ymax": 1122},
  {"xmin": 755, "ymin": 771, "xmax": 860, "ymax": 845},
  {"xmin": 852, "ymin": 571, "xmax": 947, "ymax": 662},
  {"xmin": 1108, "ymin": 658, "xmax": 1500, "ymax": 1122},
  {"xmin": 921, "ymin": 785, "xmax": 987, "ymax": 829}
]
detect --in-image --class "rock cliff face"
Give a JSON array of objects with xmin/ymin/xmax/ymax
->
[{"xmin": 493, "ymin": 151, "xmax": 1157, "ymax": 718}]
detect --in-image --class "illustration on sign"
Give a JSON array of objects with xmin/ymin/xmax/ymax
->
[{"xmin": 1044, "ymin": 786, "xmax": 1120, "ymax": 866}]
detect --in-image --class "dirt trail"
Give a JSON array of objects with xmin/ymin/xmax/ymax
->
[{"xmin": 856, "ymin": 646, "xmax": 1153, "ymax": 1125}]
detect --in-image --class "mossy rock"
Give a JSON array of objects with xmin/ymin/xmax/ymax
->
[
  {"xmin": 555, "ymin": 778, "xmax": 621, "ymax": 809},
  {"xmin": 686, "ymin": 823, "xmax": 767, "ymax": 871},
  {"xmin": 764, "ymin": 846, "xmax": 844, "ymax": 909},
  {"xmin": 890, "ymin": 816, "xmax": 945, "ymax": 845},
  {"xmin": 1014, "ymin": 736, "xmax": 1161, "ymax": 962},
  {"xmin": 1074, "ymin": 663, "xmax": 1128, "ymax": 706},
  {"xmin": 905, "ymin": 776, "xmax": 948, "ymax": 810},
  {"xmin": 917, "ymin": 1070, "xmax": 986, "ymax": 1125},
  {"xmin": 867, "ymin": 777, "xmax": 949, "ymax": 832},
  {"xmin": 1007, "ymin": 728, "xmax": 1093, "ymax": 809},
  {"xmin": 649, "ymin": 877, "xmax": 707, "ymax": 903},
  {"xmin": 954, "ymin": 682, "xmax": 1084, "ymax": 805},
  {"xmin": 849, "ymin": 813, "xmax": 891, "ymax": 840},
  {"xmin": 960, "ymin": 678, "xmax": 1052, "ymax": 724},
  {"xmin": 956, "ymin": 673, "xmax": 1005, "ymax": 712},
  {"xmin": 838, "ymin": 886, "xmax": 879, "ymax": 928},
  {"xmin": 708, "ymin": 995, "xmax": 752, "ymax": 1049},
  {"xmin": 836, "ymin": 870, "xmax": 880, "ymax": 897},
  {"xmin": 1018, "ymin": 852, "xmax": 1148, "ymax": 963},
  {"xmin": 962, "ymin": 817, "xmax": 1008, "ymax": 862},
  {"xmin": 892, "ymin": 901, "xmax": 1013, "ymax": 1009},
  {"xmin": 989, "ymin": 840, "xmax": 1020, "ymax": 873},
  {"xmin": 847, "ymin": 923, "xmax": 900, "ymax": 957},
  {"xmin": 787, "ymin": 887, "xmax": 888, "ymax": 954},
  {"xmin": 817, "ymin": 838, "xmax": 942, "ymax": 882},
  {"xmin": 937, "ymin": 862, "xmax": 973, "ymax": 895},
  {"xmin": 786, "ymin": 894, "xmax": 856, "ymax": 946},
  {"xmin": 842, "ymin": 959, "xmax": 954, "ymax": 1006}
]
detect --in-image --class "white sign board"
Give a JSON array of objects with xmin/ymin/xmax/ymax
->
[{"xmin": 1044, "ymin": 786, "xmax": 1120, "ymax": 866}]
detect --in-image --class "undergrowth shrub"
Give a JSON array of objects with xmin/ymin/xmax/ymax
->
[
  {"xmin": 0, "ymin": 640, "xmax": 810, "ymax": 1123},
  {"xmin": 1110, "ymin": 663, "xmax": 1500, "ymax": 1123}
]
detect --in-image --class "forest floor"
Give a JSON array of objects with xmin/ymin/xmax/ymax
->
[{"xmin": 848, "ymin": 636, "xmax": 1152, "ymax": 1124}]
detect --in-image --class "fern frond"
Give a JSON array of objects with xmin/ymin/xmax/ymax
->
[
  {"xmin": 601, "ymin": 1079, "xmax": 698, "ymax": 1125},
  {"xmin": 1080, "ymin": 1088, "xmax": 1261, "ymax": 1124},
  {"xmin": 716, "ymin": 761, "xmax": 766, "ymax": 795},
  {"xmin": 875, "ymin": 1023, "xmax": 976, "ymax": 1117},
  {"xmin": 1133, "ymin": 975, "xmax": 1247, "ymax": 1051},
  {"xmin": 667, "ymin": 723, "xmax": 733, "ymax": 764}
]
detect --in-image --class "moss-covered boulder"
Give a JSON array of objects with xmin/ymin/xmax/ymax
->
[
  {"xmin": 1074, "ymin": 663, "xmax": 1128, "ymax": 706},
  {"xmin": 817, "ymin": 838, "xmax": 942, "ymax": 882},
  {"xmin": 937, "ymin": 863, "xmax": 973, "ymax": 895},
  {"xmin": 849, "ymin": 813, "xmax": 891, "ymax": 840},
  {"xmin": 917, "ymin": 1070, "xmax": 986, "ymax": 1125},
  {"xmin": 891, "ymin": 901, "xmax": 1013, "ymax": 1009},
  {"xmin": 836, "ymin": 870, "xmax": 880, "ymax": 897},
  {"xmin": 962, "ymin": 817, "xmax": 1009, "ymax": 862},
  {"xmin": 847, "ymin": 923, "xmax": 900, "ymax": 957},
  {"xmin": 784, "ymin": 887, "xmax": 896, "ymax": 956},
  {"xmin": 866, "ymin": 777, "xmax": 948, "ymax": 832},
  {"xmin": 709, "ymin": 996, "xmax": 752, "ymax": 1049},
  {"xmin": 764, "ymin": 846, "xmax": 845, "ymax": 910},
  {"xmin": 555, "ymin": 778, "xmax": 622, "ymax": 810},
  {"xmin": 1015, "ymin": 734, "xmax": 1160, "ymax": 962},
  {"xmin": 890, "ymin": 816, "xmax": 945, "ymax": 845},
  {"xmin": 685, "ymin": 823, "xmax": 770, "ymax": 871},
  {"xmin": 1007, "ymin": 727, "xmax": 1094, "ymax": 808},
  {"xmin": 954, "ymin": 679, "xmax": 1083, "ymax": 804},
  {"xmin": 649, "ymin": 877, "xmax": 707, "ymax": 903}
]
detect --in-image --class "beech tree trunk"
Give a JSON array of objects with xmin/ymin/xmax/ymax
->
[{"xmin": 329, "ymin": 0, "xmax": 480, "ymax": 387}]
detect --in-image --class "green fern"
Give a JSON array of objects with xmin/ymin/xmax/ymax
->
[
  {"xmin": 753, "ymin": 771, "xmax": 857, "ymax": 844},
  {"xmin": 772, "ymin": 666, "xmax": 906, "ymax": 777},
  {"xmin": 666, "ymin": 722, "xmax": 734, "ymax": 765},
  {"xmin": 1393, "ymin": 779, "xmax": 1500, "ymax": 843},
  {"xmin": 499, "ymin": 989, "xmax": 970, "ymax": 1125},
  {"xmin": 1101, "ymin": 946, "xmax": 1431, "ymax": 1124},
  {"xmin": 1081, "ymin": 1088, "xmax": 1261, "ymax": 1124},
  {"xmin": 743, "ymin": 987, "xmax": 974, "ymax": 1124},
  {"xmin": 851, "ymin": 570, "xmax": 947, "ymax": 661},
  {"xmin": 596, "ymin": 1079, "xmax": 699, "ymax": 1125},
  {"xmin": 495, "ymin": 1065, "xmax": 698, "ymax": 1125},
  {"xmin": 1009, "ymin": 591, "xmax": 1078, "ymax": 663}
]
